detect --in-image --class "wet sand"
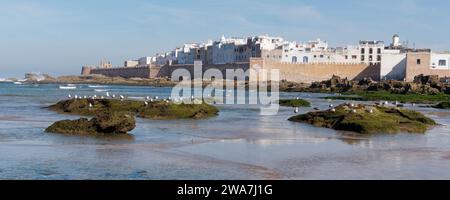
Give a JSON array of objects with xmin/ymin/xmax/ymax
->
[{"xmin": 1, "ymin": 83, "xmax": 450, "ymax": 179}]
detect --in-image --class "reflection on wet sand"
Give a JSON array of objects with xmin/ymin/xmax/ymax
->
[{"xmin": 1, "ymin": 83, "xmax": 450, "ymax": 179}]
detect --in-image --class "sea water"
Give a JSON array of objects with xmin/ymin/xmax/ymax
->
[{"xmin": 0, "ymin": 82, "xmax": 449, "ymax": 180}]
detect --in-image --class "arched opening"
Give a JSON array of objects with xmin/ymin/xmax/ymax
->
[{"xmin": 292, "ymin": 56, "xmax": 298, "ymax": 63}]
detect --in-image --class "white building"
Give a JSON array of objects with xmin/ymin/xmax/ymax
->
[
  {"xmin": 380, "ymin": 49, "xmax": 406, "ymax": 80},
  {"xmin": 124, "ymin": 60, "xmax": 139, "ymax": 67},
  {"xmin": 430, "ymin": 52, "xmax": 450, "ymax": 70},
  {"xmin": 138, "ymin": 57, "xmax": 152, "ymax": 66},
  {"xmin": 359, "ymin": 40, "xmax": 385, "ymax": 65}
]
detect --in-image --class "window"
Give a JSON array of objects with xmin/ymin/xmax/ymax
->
[
  {"xmin": 377, "ymin": 48, "xmax": 381, "ymax": 54},
  {"xmin": 361, "ymin": 48, "xmax": 365, "ymax": 54},
  {"xmin": 345, "ymin": 55, "xmax": 348, "ymax": 60},
  {"xmin": 377, "ymin": 55, "xmax": 381, "ymax": 61},
  {"xmin": 369, "ymin": 55, "xmax": 373, "ymax": 61},
  {"xmin": 352, "ymin": 55, "xmax": 357, "ymax": 59},
  {"xmin": 361, "ymin": 55, "xmax": 365, "ymax": 61},
  {"xmin": 320, "ymin": 55, "xmax": 324, "ymax": 58},
  {"xmin": 303, "ymin": 56, "xmax": 309, "ymax": 63},
  {"xmin": 417, "ymin": 59, "xmax": 421, "ymax": 65},
  {"xmin": 439, "ymin": 60, "xmax": 447, "ymax": 66},
  {"xmin": 369, "ymin": 48, "xmax": 373, "ymax": 54},
  {"xmin": 292, "ymin": 56, "xmax": 298, "ymax": 63}
]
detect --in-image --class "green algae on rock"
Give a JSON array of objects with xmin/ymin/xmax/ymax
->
[
  {"xmin": 278, "ymin": 99, "xmax": 311, "ymax": 107},
  {"xmin": 45, "ymin": 112, "xmax": 136, "ymax": 135},
  {"xmin": 49, "ymin": 99, "xmax": 219, "ymax": 120},
  {"xmin": 432, "ymin": 102, "xmax": 450, "ymax": 109},
  {"xmin": 288, "ymin": 104, "xmax": 436, "ymax": 134}
]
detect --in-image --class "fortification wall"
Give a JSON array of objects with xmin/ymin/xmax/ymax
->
[
  {"xmin": 82, "ymin": 59, "xmax": 381, "ymax": 83},
  {"xmin": 88, "ymin": 66, "xmax": 154, "ymax": 79},
  {"xmin": 250, "ymin": 58, "xmax": 380, "ymax": 83},
  {"xmin": 158, "ymin": 63, "xmax": 250, "ymax": 79}
]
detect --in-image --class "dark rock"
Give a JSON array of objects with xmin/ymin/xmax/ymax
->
[
  {"xmin": 358, "ymin": 77, "xmax": 374, "ymax": 86},
  {"xmin": 289, "ymin": 104, "xmax": 436, "ymax": 134},
  {"xmin": 414, "ymin": 74, "xmax": 440, "ymax": 85},
  {"xmin": 46, "ymin": 112, "xmax": 136, "ymax": 135},
  {"xmin": 279, "ymin": 99, "xmax": 311, "ymax": 107},
  {"xmin": 49, "ymin": 99, "xmax": 219, "ymax": 120}
]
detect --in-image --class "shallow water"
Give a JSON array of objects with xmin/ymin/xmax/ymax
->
[{"xmin": 0, "ymin": 82, "xmax": 449, "ymax": 180}]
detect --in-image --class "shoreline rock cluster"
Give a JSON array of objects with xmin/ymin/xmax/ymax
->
[
  {"xmin": 289, "ymin": 103, "xmax": 436, "ymax": 134},
  {"xmin": 46, "ymin": 98, "xmax": 219, "ymax": 135},
  {"xmin": 285, "ymin": 74, "xmax": 450, "ymax": 95},
  {"xmin": 46, "ymin": 112, "xmax": 136, "ymax": 135}
]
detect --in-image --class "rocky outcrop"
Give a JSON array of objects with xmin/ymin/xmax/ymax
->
[
  {"xmin": 432, "ymin": 102, "xmax": 450, "ymax": 109},
  {"xmin": 304, "ymin": 74, "xmax": 450, "ymax": 95},
  {"xmin": 45, "ymin": 112, "xmax": 136, "ymax": 135},
  {"xmin": 49, "ymin": 99, "xmax": 219, "ymax": 120},
  {"xmin": 289, "ymin": 104, "xmax": 436, "ymax": 134},
  {"xmin": 279, "ymin": 99, "xmax": 311, "ymax": 107}
]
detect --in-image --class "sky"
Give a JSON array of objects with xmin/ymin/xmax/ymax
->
[{"xmin": 0, "ymin": 0, "xmax": 449, "ymax": 78}]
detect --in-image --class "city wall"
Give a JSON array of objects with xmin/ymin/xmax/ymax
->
[
  {"xmin": 157, "ymin": 63, "xmax": 250, "ymax": 79},
  {"xmin": 250, "ymin": 58, "xmax": 381, "ymax": 83},
  {"xmin": 83, "ymin": 66, "xmax": 155, "ymax": 79},
  {"xmin": 83, "ymin": 59, "xmax": 380, "ymax": 83}
]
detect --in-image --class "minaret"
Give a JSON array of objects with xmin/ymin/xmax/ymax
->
[{"xmin": 392, "ymin": 34, "xmax": 401, "ymax": 48}]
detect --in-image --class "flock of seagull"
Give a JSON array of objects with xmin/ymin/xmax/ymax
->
[
  {"xmin": 292, "ymin": 97, "xmax": 410, "ymax": 115},
  {"xmin": 67, "ymin": 91, "xmax": 409, "ymax": 114},
  {"xmin": 67, "ymin": 91, "xmax": 202, "ymax": 109}
]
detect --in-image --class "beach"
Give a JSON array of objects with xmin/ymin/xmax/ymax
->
[{"xmin": 1, "ymin": 82, "xmax": 450, "ymax": 179}]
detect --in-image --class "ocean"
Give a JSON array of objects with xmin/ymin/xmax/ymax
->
[{"xmin": 0, "ymin": 82, "xmax": 450, "ymax": 180}]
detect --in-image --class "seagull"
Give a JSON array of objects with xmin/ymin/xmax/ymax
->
[
  {"xmin": 296, "ymin": 97, "xmax": 300, "ymax": 100},
  {"xmin": 144, "ymin": 101, "xmax": 148, "ymax": 106},
  {"xmin": 101, "ymin": 96, "xmax": 104, "ymax": 99},
  {"xmin": 74, "ymin": 95, "xmax": 78, "ymax": 99},
  {"xmin": 112, "ymin": 94, "xmax": 116, "ymax": 98},
  {"xmin": 329, "ymin": 104, "xmax": 334, "ymax": 108},
  {"xmin": 120, "ymin": 95, "xmax": 125, "ymax": 101},
  {"xmin": 83, "ymin": 96, "xmax": 87, "ymax": 99},
  {"xmin": 352, "ymin": 109, "xmax": 357, "ymax": 113},
  {"xmin": 93, "ymin": 95, "xmax": 97, "ymax": 99},
  {"xmin": 106, "ymin": 92, "xmax": 110, "ymax": 97},
  {"xmin": 68, "ymin": 94, "xmax": 72, "ymax": 99},
  {"xmin": 146, "ymin": 96, "xmax": 150, "ymax": 100},
  {"xmin": 331, "ymin": 108, "xmax": 336, "ymax": 112},
  {"xmin": 155, "ymin": 96, "xmax": 159, "ymax": 100},
  {"xmin": 369, "ymin": 109, "xmax": 374, "ymax": 114},
  {"xmin": 89, "ymin": 103, "xmax": 93, "ymax": 109},
  {"xmin": 294, "ymin": 107, "xmax": 299, "ymax": 113}
]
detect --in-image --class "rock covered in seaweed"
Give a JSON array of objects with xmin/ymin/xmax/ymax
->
[
  {"xmin": 49, "ymin": 99, "xmax": 219, "ymax": 120},
  {"xmin": 432, "ymin": 102, "xmax": 450, "ymax": 109},
  {"xmin": 45, "ymin": 112, "xmax": 136, "ymax": 135},
  {"xmin": 288, "ymin": 103, "xmax": 436, "ymax": 134},
  {"xmin": 278, "ymin": 99, "xmax": 311, "ymax": 107}
]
